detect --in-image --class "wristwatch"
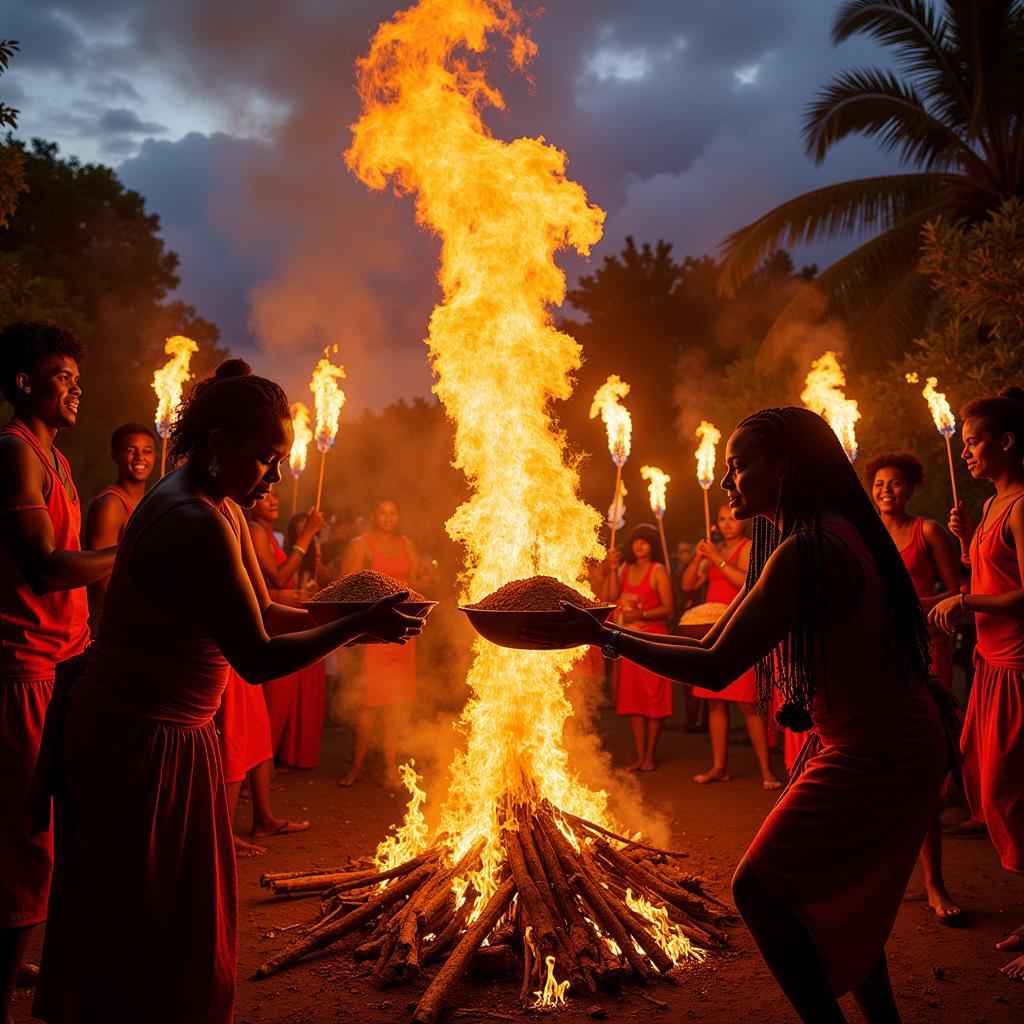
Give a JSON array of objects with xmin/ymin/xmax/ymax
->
[{"xmin": 601, "ymin": 628, "xmax": 622, "ymax": 661}]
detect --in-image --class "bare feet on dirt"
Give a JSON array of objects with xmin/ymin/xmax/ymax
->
[
  {"xmin": 234, "ymin": 835, "xmax": 267, "ymax": 858},
  {"xmin": 251, "ymin": 818, "xmax": 310, "ymax": 839},
  {"xmin": 694, "ymin": 767, "xmax": 732, "ymax": 784}
]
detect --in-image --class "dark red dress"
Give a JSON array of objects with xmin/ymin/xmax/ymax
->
[
  {"xmin": 33, "ymin": 493, "xmax": 237, "ymax": 1023},
  {"xmin": 745, "ymin": 521, "xmax": 946, "ymax": 995},
  {"xmin": 615, "ymin": 563, "xmax": 672, "ymax": 719},
  {"xmin": 899, "ymin": 516, "xmax": 954, "ymax": 687},
  {"xmin": 962, "ymin": 495, "xmax": 1024, "ymax": 875},
  {"xmin": 0, "ymin": 419, "xmax": 88, "ymax": 930}
]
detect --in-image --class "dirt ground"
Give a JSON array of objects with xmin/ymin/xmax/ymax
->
[{"xmin": 12, "ymin": 707, "xmax": 1024, "ymax": 1024}]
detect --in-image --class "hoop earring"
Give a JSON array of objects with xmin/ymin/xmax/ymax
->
[{"xmin": 208, "ymin": 454, "xmax": 221, "ymax": 479}]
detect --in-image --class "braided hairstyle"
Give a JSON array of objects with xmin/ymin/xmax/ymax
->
[
  {"xmin": 738, "ymin": 407, "xmax": 931, "ymax": 731},
  {"xmin": 168, "ymin": 358, "xmax": 290, "ymax": 464}
]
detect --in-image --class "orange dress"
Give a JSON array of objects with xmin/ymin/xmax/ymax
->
[
  {"xmin": 0, "ymin": 419, "xmax": 88, "ymax": 931},
  {"xmin": 34, "ymin": 493, "xmax": 236, "ymax": 1023},
  {"xmin": 692, "ymin": 540, "xmax": 757, "ymax": 702},
  {"xmin": 615, "ymin": 563, "xmax": 672, "ymax": 719},
  {"xmin": 962, "ymin": 495, "xmax": 1024, "ymax": 874},
  {"xmin": 745, "ymin": 521, "xmax": 946, "ymax": 995},
  {"xmin": 360, "ymin": 533, "xmax": 418, "ymax": 707}
]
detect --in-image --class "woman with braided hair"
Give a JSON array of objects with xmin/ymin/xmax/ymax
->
[
  {"xmin": 31, "ymin": 360, "xmax": 426, "ymax": 1023},
  {"xmin": 526, "ymin": 406, "xmax": 950, "ymax": 1022}
]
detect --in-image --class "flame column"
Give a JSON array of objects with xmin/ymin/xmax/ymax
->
[
  {"xmin": 590, "ymin": 375, "xmax": 632, "ymax": 552},
  {"xmin": 641, "ymin": 465, "xmax": 671, "ymax": 567},
  {"xmin": 695, "ymin": 421, "xmax": 720, "ymax": 542},
  {"xmin": 310, "ymin": 355, "xmax": 346, "ymax": 510},
  {"xmin": 152, "ymin": 335, "xmax": 199, "ymax": 477},
  {"xmin": 801, "ymin": 351, "xmax": 860, "ymax": 462},
  {"xmin": 288, "ymin": 402, "xmax": 313, "ymax": 515}
]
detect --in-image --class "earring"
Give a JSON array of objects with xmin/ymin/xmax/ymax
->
[{"xmin": 208, "ymin": 454, "xmax": 221, "ymax": 478}]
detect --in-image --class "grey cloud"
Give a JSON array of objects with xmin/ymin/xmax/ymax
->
[
  {"xmin": 97, "ymin": 106, "xmax": 166, "ymax": 134},
  {"xmin": 3, "ymin": 7, "xmax": 83, "ymax": 72}
]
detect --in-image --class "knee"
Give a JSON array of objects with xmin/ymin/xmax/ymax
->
[
  {"xmin": 739, "ymin": 702, "xmax": 760, "ymax": 717},
  {"xmin": 731, "ymin": 856, "xmax": 762, "ymax": 923},
  {"xmin": 708, "ymin": 699, "xmax": 726, "ymax": 711}
]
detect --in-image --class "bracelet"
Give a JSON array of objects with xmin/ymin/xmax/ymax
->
[
  {"xmin": 959, "ymin": 592, "xmax": 967, "ymax": 615},
  {"xmin": 291, "ymin": 543, "xmax": 307, "ymax": 556},
  {"xmin": 718, "ymin": 559, "xmax": 727, "ymax": 568}
]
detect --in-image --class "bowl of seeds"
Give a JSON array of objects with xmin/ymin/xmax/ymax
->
[
  {"xmin": 676, "ymin": 601, "xmax": 727, "ymax": 640},
  {"xmin": 304, "ymin": 569, "xmax": 436, "ymax": 627},
  {"xmin": 461, "ymin": 575, "xmax": 615, "ymax": 650}
]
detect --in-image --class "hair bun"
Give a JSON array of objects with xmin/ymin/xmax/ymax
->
[
  {"xmin": 999, "ymin": 385, "xmax": 1024, "ymax": 406},
  {"xmin": 214, "ymin": 358, "xmax": 252, "ymax": 380}
]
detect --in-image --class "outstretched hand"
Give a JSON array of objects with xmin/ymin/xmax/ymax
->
[
  {"xmin": 357, "ymin": 592, "xmax": 425, "ymax": 644},
  {"xmin": 520, "ymin": 602, "xmax": 609, "ymax": 650},
  {"xmin": 929, "ymin": 595, "xmax": 963, "ymax": 636}
]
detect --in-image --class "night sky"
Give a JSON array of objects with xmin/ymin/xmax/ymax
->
[{"xmin": 5, "ymin": 1, "xmax": 897, "ymax": 412}]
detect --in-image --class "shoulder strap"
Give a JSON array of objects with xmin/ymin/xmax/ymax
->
[
  {"xmin": 0, "ymin": 419, "xmax": 58, "ymax": 497},
  {"xmin": 95, "ymin": 486, "xmax": 134, "ymax": 514}
]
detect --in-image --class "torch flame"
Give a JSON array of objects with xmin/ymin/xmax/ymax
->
[
  {"xmin": 533, "ymin": 955, "xmax": 570, "ymax": 1008},
  {"xmin": 347, "ymin": 0, "xmax": 611, "ymax": 909},
  {"xmin": 694, "ymin": 421, "xmax": 721, "ymax": 490},
  {"xmin": 589, "ymin": 375, "xmax": 632, "ymax": 467},
  {"xmin": 289, "ymin": 402, "xmax": 313, "ymax": 477},
  {"xmin": 311, "ymin": 356, "xmax": 346, "ymax": 453},
  {"xmin": 640, "ymin": 465, "xmax": 670, "ymax": 518},
  {"xmin": 800, "ymin": 351, "xmax": 860, "ymax": 461},
  {"xmin": 921, "ymin": 376, "xmax": 956, "ymax": 438},
  {"xmin": 152, "ymin": 335, "xmax": 198, "ymax": 437},
  {"xmin": 607, "ymin": 480, "xmax": 627, "ymax": 530}
]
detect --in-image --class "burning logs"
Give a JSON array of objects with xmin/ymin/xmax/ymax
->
[{"xmin": 255, "ymin": 807, "xmax": 730, "ymax": 1022}]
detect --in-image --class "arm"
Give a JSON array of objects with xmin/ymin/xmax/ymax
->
[
  {"xmin": 404, "ymin": 537, "xmax": 433, "ymax": 592},
  {"xmin": 680, "ymin": 553, "xmax": 709, "ymax": 592},
  {"xmin": 165, "ymin": 504, "xmax": 420, "ymax": 683},
  {"xmin": 921, "ymin": 519, "xmax": 961, "ymax": 612},
  {"xmin": 84, "ymin": 494, "xmax": 127, "ymax": 614},
  {"xmin": 636, "ymin": 563, "xmax": 672, "ymax": 622},
  {"xmin": 0, "ymin": 439, "xmax": 115, "ymax": 594},
  {"xmin": 250, "ymin": 508, "xmax": 323, "ymax": 589}
]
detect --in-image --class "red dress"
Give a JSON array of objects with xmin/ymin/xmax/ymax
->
[
  {"xmin": 900, "ymin": 516, "xmax": 954, "ymax": 687},
  {"xmin": 692, "ymin": 540, "xmax": 757, "ymax": 702},
  {"xmin": 360, "ymin": 533, "xmax": 418, "ymax": 707},
  {"xmin": 745, "ymin": 521, "xmax": 946, "ymax": 995},
  {"xmin": 257, "ymin": 522, "xmax": 326, "ymax": 767},
  {"xmin": 962, "ymin": 495, "xmax": 1024, "ymax": 875},
  {"xmin": 33, "ymin": 493, "xmax": 237, "ymax": 1023},
  {"xmin": 218, "ymin": 667, "xmax": 274, "ymax": 784},
  {"xmin": 0, "ymin": 419, "xmax": 88, "ymax": 930},
  {"xmin": 615, "ymin": 563, "xmax": 672, "ymax": 719}
]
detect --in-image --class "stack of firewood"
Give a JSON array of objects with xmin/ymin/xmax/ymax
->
[{"xmin": 256, "ymin": 801, "xmax": 731, "ymax": 1024}]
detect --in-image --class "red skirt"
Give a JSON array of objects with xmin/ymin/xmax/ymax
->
[
  {"xmin": 363, "ymin": 638, "xmax": 417, "ymax": 707},
  {"xmin": 217, "ymin": 669, "xmax": 273, "ymax": 784},
  {"xmin": 263, "ymin": 661, "xmax": 326, "ymax": 768},
  {"xmin": 693, "ymin": 665, "xmax": 757, "ymax": 703},
  {"xmin": 961, "ymin": 656, "xmax": 1024, "ymax": 874},
  {"xmin": 746, "ymin": 689, "xmax": 945, "ymax": 995},
  {"xmin": 616, "ymin": 626, "xmax": 672, "ymax": 719},
  {"xmin": 34, "ymin": 699, "xmax": 236, "ymax": 1023},
  {"xmin": 0, "ymin": 678, "xmax": 53, "ymax": 928}
]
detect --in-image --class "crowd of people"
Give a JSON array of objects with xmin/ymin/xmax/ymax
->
[{"xmin": 1, "ymin": 317, "xmax": 1023, "ymax": 1023}]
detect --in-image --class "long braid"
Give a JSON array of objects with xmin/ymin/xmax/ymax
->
[{"xmin": 739, "ymin": 407, "xmax": 931, "ymax": 732}]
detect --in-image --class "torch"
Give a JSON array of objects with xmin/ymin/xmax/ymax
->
[
  {"xmin": 288, "ymin": 401, "xmax": 313, "ymax": 516},
  {"xmin": 694, "ymin": 420, "xmax": 720, "ymax": 542},
  {"xmin": 311, "ymin": 354, "xmax": 346, "ymax": 510},
  {"xmin": 641, "ymin": 465, "xmax": 671, "ymax": 568},
  {"xmin": 589, "ymin": 375, "xmax": 632, "ymax": 553},
  {"xmin": 152, "ymin": 335, "xmax": 199, "ymax": 477},
  {"xmin": 800, "ymin": 351, "xmax": 860, "ymax": 461},
  {"xmin": 909, "ymin": 372, "xmax": 966, "ymax": 558}
]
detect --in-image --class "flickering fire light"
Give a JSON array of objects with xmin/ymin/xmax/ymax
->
[
  {"xmin": 590, "ymin": 375, "xmax": 633, "ymax": 552},
  {"xmin": 151, "ymin": 335, "xmax": 198, "ymax": 476},
  {"xmin": 310, "ymin": 353, "xmax": 347, "ymax": 509},
  {"xmin": 801, "ymin": 351, "xmax": 860, "ymax": 461},
  {"xmin": 288, "ymin": 401, "xmax": 313, "ymax": 514},
  {"xmin": 641, "ymin": 465, "xmax": 671, "ymax": 567},
  {"xmin": 694, "ymin": 421, "xmax": 720, "ymax": 542}
]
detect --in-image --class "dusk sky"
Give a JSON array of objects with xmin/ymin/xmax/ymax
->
[{"xmin": 5, "ymin": 1, "xmax": 896, "ymax": 412}]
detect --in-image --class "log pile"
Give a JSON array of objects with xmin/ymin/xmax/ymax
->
[{"xmin": 256, "ymin": 802, "xmax": 731, "ymax": 1024}]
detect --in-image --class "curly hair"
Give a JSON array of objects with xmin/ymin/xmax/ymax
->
[
  {"xmin": 0, "ymin": 321, "xmax": 87, "ymax": 404},
  {"xmin": 961, "ymin": 386, "xmax": 1024, "ymax": 455},
  {"xmin": 738, "ymin": 407, "xmax": 931, "ymax": 732},
  {"xmin": 168, "ymin": 358, "xmax": 290, "ymax": 464},
  {"xmin": 864, "ymin": 451, "xmax": 924, "ymax": 490}
]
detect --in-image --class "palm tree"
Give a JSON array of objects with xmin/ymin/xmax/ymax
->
[{"xmin": 717, "ymin": 0, "xmax": 1024, "ymax": 363}]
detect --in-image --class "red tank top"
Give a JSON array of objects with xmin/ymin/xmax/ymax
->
[
  {"xmin": 970, "ymin": 494, "xmax": 1024, "ymax": 667},
  {"xmin": 0, "ymin": 419, "xmax": 89, "ymax": 680},
  {"xmin": 93, "ymin": 486, "xmax": 137, "ymax": 541},
  {"xmin": 899, "ymin": 517, "xmax": 939, "ymax": 601},
  {"xmin": 362, "ymin": 533, "xmax": 413, "ymax": 582},
  {"xmin": 705, "ymin": 538, "xmax": 750, "ymax": 605}
]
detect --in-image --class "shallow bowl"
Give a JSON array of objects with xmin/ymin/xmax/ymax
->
[
  {"xmin": 303, "ymin": 599, "xmax": 437, "ymax": 628},
  {"xmin": 460, "ymin": 605, "xmax": 617, "ymax": 651}
]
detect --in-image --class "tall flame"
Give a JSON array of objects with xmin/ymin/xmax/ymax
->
[
  {"xmin": 533, "ymin": 955, "xmax": 570, "ymax": 1008},
  {"xmin": 152, "ymin": 335, "xmax": 198, "ymax": 437},
  {"xmin": 347, "ymin": 0, "xmax": 610, "ymax": 904},
  {"xmin": 694, "ymin": 421, "xmax": 721, "ymax": 490},
  {"xmin": 311, "ymin": 355, "xmax": 347, "ymax": 453},
  {"xmin": 288, "ymin": 402, "xmax": 313, "ymax": 477},
  {"xmin": 800, "ymin": 351, "xmax": 860, "ymax": 461},
  {"xmin": 921, "ymin": 376, "xmax": 956, "ymax": 438},
  {"xmin": 640, "ymin": 465, "xmax": 670, "ymax": 518},
  {"xmin": 589, "ymin": 375, "xmax": 632, "ymax": 467}
]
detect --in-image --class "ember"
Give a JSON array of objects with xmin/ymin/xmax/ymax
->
[
  {"xmin": 312, "ymin": 570, "xmax": 425, "ymax": 605},
  {"xmin": 470, "ymin": 576, "xmax": 603, "ymax": 613}
]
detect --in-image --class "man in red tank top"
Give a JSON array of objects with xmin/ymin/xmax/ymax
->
[
  {"xmin": 0, "ymin": 322, "xmax": 117, "ymax": 1009},
  {"xmin": 85, "ymin": 421, "xmax": 156, "ymax": 619}
]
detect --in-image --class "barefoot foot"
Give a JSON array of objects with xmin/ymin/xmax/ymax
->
[
  {"xmin": 926, "ymin": 884, "xmax": 964, "ymax": 925},
  {"xmin": 694, "ymin": 768, "xmax": 731, "ymax": 784},
  {"xmin": 621, "ymin": 760, "xmax": 644, "ymax": 772},
  {"xmin": 1001, "ymin": 953, "xmax": 1024, "ymax": 980},
  {"xmin": 639, "ymin": 761, "xmax": 657, "ymax": 772},
  {"xmin": 996, "ymin": 924, "xmax": 1024, "ymax": 951},
  {"xmin": 338, "ymin": 765, "xmax": 363, "ymax": 788},
  {"xmin": 762, "ymin": 774, "xmax": 783, "ymax": 791},
  {"xmin": 251, "ymin": 818, "xmax": 310, "ymax": 839},
  {"xmin": 234, "ymin": 835, "xmax": 266, "ymax": 858},
  {"xmin": 16, "ymin": 962, "xmax": 39, "ymax": 987}
]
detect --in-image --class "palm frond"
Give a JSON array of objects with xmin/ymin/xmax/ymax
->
[
  {"xmin": 802, "ymin": 66, "xmax": 983, "ymax": 174},
  {"xmin": 847, "ymin": 265, "xmax": 936, "ymax": 363},
  {"xmin": 717, "ymin": 173, "xmax": 955, "ymax": 297}
]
